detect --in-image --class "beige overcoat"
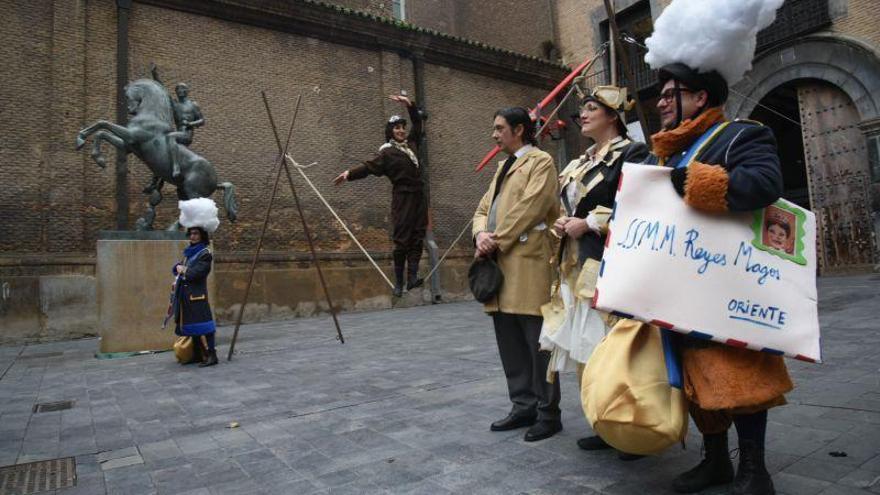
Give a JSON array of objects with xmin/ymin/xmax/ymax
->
[{"xmin": 472, "ymin": 147, "xmax": 559, "ymax": 316}]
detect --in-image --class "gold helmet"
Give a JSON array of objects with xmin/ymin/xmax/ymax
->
[
  {"xmin": 580, "ymin": 85, "xmax": 635, "ymax": 135},
  {"xmin": 586, "ymin": 85, "xmax": 635, "ymax": 113}
]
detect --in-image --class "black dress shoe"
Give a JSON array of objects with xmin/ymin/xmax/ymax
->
[
  {"xmin": 524, "ymin": 421, "xmax": 562, "ymax": 442},
  {"xmin": 490, "ymin": 413, "xmax": 536, "ymax": 432},
  {"xmin": 577, "ymin": 435, "xmax": 612, "ymax": 451}
]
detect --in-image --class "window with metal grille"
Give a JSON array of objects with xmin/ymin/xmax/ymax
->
[
  {"xmin": 867, "ymin": 134, "xmax": 880, "ymax": 183},
  {"xmin": 600, "ymin": 0, "xmax": 655, "ymax": 93},
  {"xmin": 598, "ymin": 0, "xmax": 661, "ymax": 134},
  {"xmin": 757, "ymin": 0, "xmax": 831, "ymax": 52}
]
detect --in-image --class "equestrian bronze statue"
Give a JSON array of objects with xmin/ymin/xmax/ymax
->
[{"xmin": 76, "ymin": 78, "xmax": 237, "ymax": 230}]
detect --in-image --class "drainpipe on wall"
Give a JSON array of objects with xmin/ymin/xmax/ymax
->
[
  {"xmin": 115, "ymin": 0, "xmax": 132, "ymax": 230},
  {"xmin": 409, "ymin": 53, "xmax": 442, "ymax": 303}
]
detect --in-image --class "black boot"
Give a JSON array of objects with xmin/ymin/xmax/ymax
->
[
  {"xmin": 672, "ymin": 433, "xmax": 734, "ymax": 493},
  {"xmin": 406, "ymin": 262, "xmax": 423, "ymax": 290},
  {"xmin": 732, "ymin": 439, "xmax": 775, "ymax": 495},
  {"xmin": 393, "ymin": 262, "xmax": 405, "ymax": 297},
  {"xmin": 577, "ymin": 435, "xmax": 612, "ymax": 451},
  {"xmin": 199, "ymin": 349, "xmax": 218, "ymax": 367}
]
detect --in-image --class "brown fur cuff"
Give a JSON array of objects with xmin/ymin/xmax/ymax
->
[{"xmin": 684, "ymin": 161, "xmax": 729, "ymax": 213}]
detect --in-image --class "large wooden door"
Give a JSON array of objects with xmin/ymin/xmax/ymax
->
[{"xmin": 797, "ymin": 82, "xmax": 876, "ymax": 273}]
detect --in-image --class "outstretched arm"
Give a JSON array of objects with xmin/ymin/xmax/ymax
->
[
  {"xmin": 406, "ymin": 102, "xmax": 423, "ymax": 144},
  {"xmin": 335, "ymin": 151, "xmax": 389, "ymax": 186}
]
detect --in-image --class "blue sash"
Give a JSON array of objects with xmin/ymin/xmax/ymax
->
[
  {"xmin": 658, "ymin": 124, "xmax": 728, "ymax": 389},
  {"xmin": 674, "ymin": 122, "xmax": 727, "ymax": 169},
  {"xmin": 661, "ymin": 330, "xmax": 683, "ymax": 389}
]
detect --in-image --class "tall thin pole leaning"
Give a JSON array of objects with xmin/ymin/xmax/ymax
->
[
  {"xmin": 227, "ymin": 95, "xmax": 303, "ymax": 361},
  {"xmin": 262, "ymin": 92, "xmax": 345, "ymax": 345}
]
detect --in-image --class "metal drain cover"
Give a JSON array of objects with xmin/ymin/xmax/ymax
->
[
  {"xmin": 32, "ymin": 401, "xmax": 74, "ymax": 414},
  {"xmin": 0, "ymin": 457, "xmax": 76, "ymax": 494}
]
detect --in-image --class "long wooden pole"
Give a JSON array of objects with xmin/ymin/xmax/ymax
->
[
  {"xmin": 263, "ymin": 94, "xmax": 345, "ymax": 344},
  {"xmin": 285, "ymin": 157, "xmax": 395, "ymax": 289},
  {"xmin": 603, "ymin": 0, "xmax": 652, "ymax": 149},
  {"xmin": 226, "ymin": 95, "xmax": 303, "ymax": 361}
]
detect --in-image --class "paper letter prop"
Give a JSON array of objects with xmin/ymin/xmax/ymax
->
[{"xmin": 594, "ymin": 164, "xmax": 820, "ymax": 363}]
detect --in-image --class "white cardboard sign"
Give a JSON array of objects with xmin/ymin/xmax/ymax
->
[{"xmin": 594, "ymin": 164, "xmax": 821, "ymax": 363}]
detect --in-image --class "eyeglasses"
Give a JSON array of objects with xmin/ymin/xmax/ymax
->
[{"xmin": 658, "ymin": 88, "xmax": 694, "ymax": 104}]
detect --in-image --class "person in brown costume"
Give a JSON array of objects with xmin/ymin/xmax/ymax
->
[{"xmin": 334, "ymin": 95, "xmax": 427, "ymax": 297}]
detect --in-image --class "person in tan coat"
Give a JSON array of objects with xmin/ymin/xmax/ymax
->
[{"xmin": 472, "ymin": 107, "xmax": 561, "ymax": 442}]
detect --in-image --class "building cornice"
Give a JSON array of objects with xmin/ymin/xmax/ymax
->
[{"xmin": 135, "ymin": 0, "xmax": 569, "ymax": 88}]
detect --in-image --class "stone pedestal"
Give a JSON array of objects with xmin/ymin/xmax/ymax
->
[{"xmin": 96, "ymin": 231, "xmax": 215, "ymax": 353}]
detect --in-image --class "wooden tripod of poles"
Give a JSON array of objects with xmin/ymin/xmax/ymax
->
[{"xmin": 227, "ymin": 92, "xmax": 344, "ymax": 361}]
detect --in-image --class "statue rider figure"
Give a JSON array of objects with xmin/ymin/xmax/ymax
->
[
  {"xmin": 169, "ymin": 83, "xmax": 205, "ymax": 179},
  {"xmin": 138, "ymin": 66, "xmax": 209, "ymax": 229}
]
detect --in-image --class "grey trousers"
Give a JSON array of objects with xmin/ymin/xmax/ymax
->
[{"xmin": 492, "ymin": 312, "xmax": 561, "ymax": 422}]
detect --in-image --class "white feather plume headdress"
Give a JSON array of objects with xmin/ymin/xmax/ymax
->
[
  {"xmin": 644, "ymin": 0, "xmax": 784, "ymax": 85},
  {"xmin": 179, "ymin": 198, "xmax": 220, "ymax": 233}
]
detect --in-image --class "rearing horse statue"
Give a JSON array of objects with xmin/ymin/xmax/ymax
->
[{"xmin": 76, "ymin": 79, "xmax": 237, "ymax": 230}]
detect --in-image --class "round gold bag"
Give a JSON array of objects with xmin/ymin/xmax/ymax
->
[
  {"xmin": 581, "ymin": 319, "xmax": 688, "ymax": 455},
  {"xmin": 173, "ymin": 336, "xmax": 194, "ymax": 364}
]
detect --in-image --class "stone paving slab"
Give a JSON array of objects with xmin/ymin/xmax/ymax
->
[{"xmin": 0, "ymin": 274, "xmax": 878, "ymax": 494}]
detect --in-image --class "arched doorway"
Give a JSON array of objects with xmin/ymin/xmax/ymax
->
[
  {"xmin": 748, "ymin": 79, "xmax": 875, "ymax": 272},
  {"xmin": 749, "ymin": 81, "xmax": 809, "ymax": 209},
  {"xmin": 796, "ymin": 80, "xmax": 875, "ymax": 271},
  {"xmin": 730, "ymin": 36, "xmax": 880, "ymax": 273}
]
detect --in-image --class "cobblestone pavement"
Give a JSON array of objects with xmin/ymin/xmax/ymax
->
[{"xmin": 0, "ymin": 274, "xmax": 878, "ymax": 494}]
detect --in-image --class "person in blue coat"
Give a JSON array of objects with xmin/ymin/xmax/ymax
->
[
  {"xmin": 172, "ymin": 198, "xmax": 221, "ymax": 367},
  {"xmin": 643, "ymin": 62, "xmax": 793, "ymax": 495},
  {"xmin": 172, "ymin": 226, "xmax": 217, "ymax": 367}
]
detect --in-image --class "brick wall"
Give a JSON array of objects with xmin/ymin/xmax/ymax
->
[
  {"xmin": 553, "ymin": 0, "xmax": 605, "ymax": 67},
  {"xmin": 0, "ymin": 2, "xmax": 54, "ymax": 254},
  {"xmin": 1, "ymin": 0, "xmax": 561, "ymax": 258},
  {"xmin": 403, "ymin": 0, "xmax": 557, "ymax": 60},
  {"xmin": 830, "ymin": 0, "xmax": 880, "ymax": 48},
  {"xmin": 422, "ymin": 64, "xmax": 558, "ymax": 246},
  {"xmin": 405, "ymin": 0, "xmax": 456, "ymax": 34}
]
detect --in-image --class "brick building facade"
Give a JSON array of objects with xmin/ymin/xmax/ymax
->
[
  {"xmin": 3, "ymin": 0, "xmax": 875, "ymax": 344},
  {"xmin": 0, "ymin": 0, "xmax": 571, "ymax": 343}
]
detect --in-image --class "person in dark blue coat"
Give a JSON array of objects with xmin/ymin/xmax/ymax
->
[
  {"xmin": 172, "ymin": 198, "xmax": 220, "ymax": 367},
  {"xmin": 172, "ymin": 226, "xmax": 217, "ymax": 367},
  {"xmin": 646, "ymin": 63, "xmax": 784, "ymax": 214},
  {"xmin": 644, "ymin": 62, "xmax": 793, "ymax": 495}
]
